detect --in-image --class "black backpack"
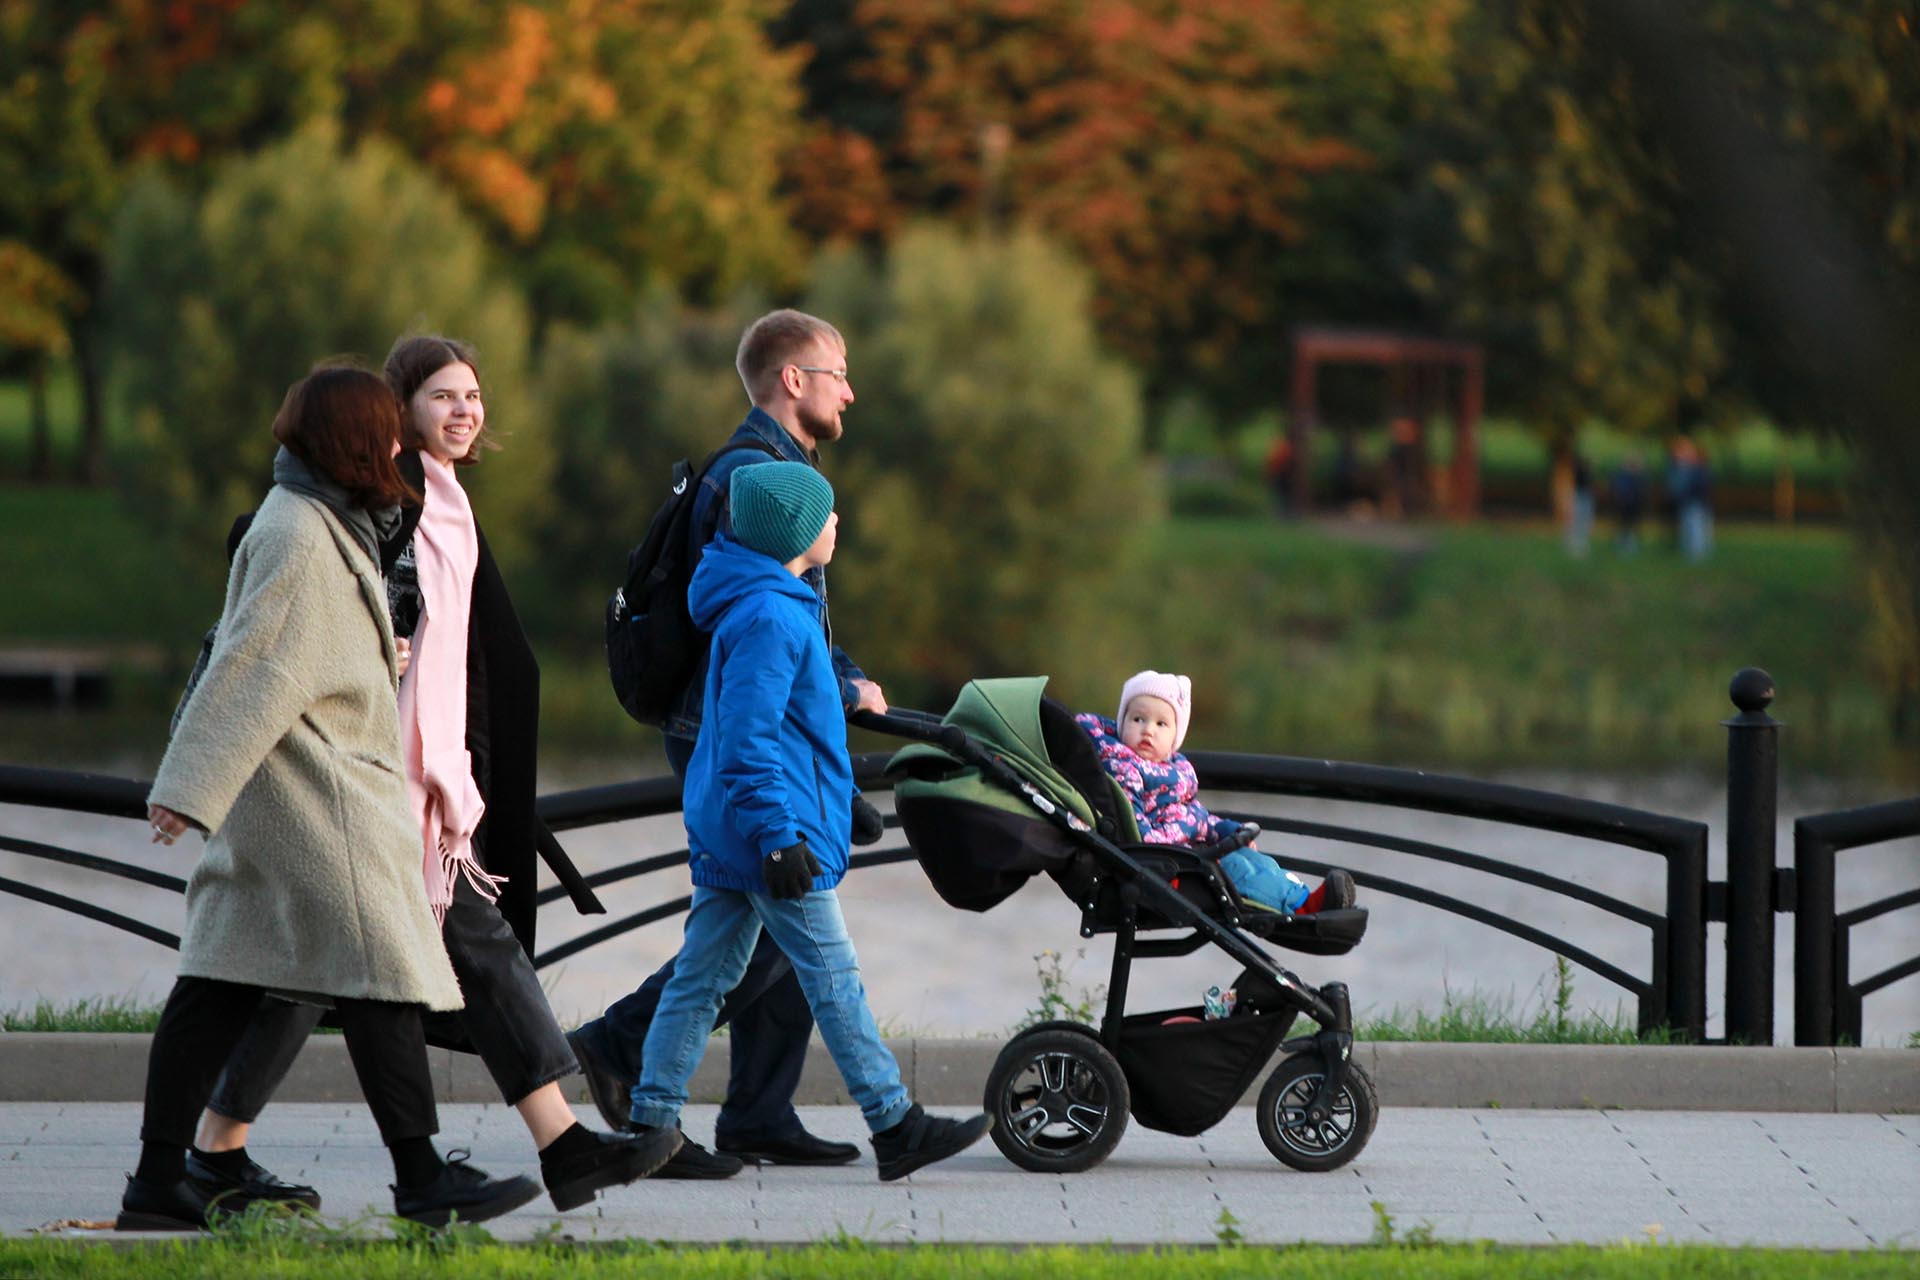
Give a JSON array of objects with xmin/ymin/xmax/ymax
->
[{"xmin": 606, "ymin": 439, "xmax": 781, "ymax": 727}]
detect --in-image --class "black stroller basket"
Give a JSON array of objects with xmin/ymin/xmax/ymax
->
[{"xmin": 862, "ymin": 683, "xmax": 1378, "ymax": 1174}]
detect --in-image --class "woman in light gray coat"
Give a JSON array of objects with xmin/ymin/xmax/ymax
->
[{"xmin": 121, "ymin": 364, "xmax": 541, "ymax": 1231}]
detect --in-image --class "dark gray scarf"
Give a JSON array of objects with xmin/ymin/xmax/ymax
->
[{"xmin": 271, "ymin": 445, "xmax": 401, "ymax": 564}]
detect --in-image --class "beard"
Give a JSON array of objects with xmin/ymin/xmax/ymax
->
[{"xmin": 796, "ymin": 399, "xmax": 844, "ymax": 445}]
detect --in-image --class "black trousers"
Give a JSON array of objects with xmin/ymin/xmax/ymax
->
[
  {"xmin": 141, "ymin": 975, "xmax": 436, "ymax": 1149},
  {"xmin": 207, "ymin": 875, "xmax": 577, "ymax": 1121},
  {"xmin": 207, "ymin": 871, "xmax": 576, "ymax": 1120}
]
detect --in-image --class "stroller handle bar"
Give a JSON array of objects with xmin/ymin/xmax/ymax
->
[{"xmin": 850, "ymin": 707, "xmax": 970, "ymax": 756}]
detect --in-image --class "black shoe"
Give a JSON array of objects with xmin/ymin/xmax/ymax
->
[
  {"xmin": 116, "ymin": 1174, "xmax": 216, "ymax": 1231},
  {"xmin": 565, "ymin": 1026, "xmax": 635, "ymax": 1134},
  {"xmin": 716, "ymin": 1128, "xmax": 860, "ymax": 1167},
  {"xmin": 542, "ymin": 1127, "xmax": 683, "ymax": 1211},
  {"xmin": 644, "ymin": 1128, "xmax": 744, "ymax": 1180},
  {"xmin": 871, "ymin": 1105, "xmax": 993, "ymax": 1182},
  {"xmin": 185, "ymin": 1149, "xmax": 322, "ymax": 1213},
  {"xmin": 1321, "ymin": 868, "xmax": 1356, "ymax": 911},
  {"xmin": 392, "ymin": 1151, "xmax": 542, "ymax": 1227}
]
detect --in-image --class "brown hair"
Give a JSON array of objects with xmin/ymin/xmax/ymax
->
[
  {"xmin": 383, "ymin": 333, "xmax": 495, "ymax": 465},
  {"xmin": 735, "ymin": 309, "xmax": 844, "ymax": 404},
  {"xmin": 271, "ymin": 363, "xmax": 416, "ymax": 510}
]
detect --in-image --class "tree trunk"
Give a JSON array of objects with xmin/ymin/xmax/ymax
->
[
  {"xmin": 72, "ymin": 322, "xmax": 106, "ymax": 485},
  {"xmin": 27, "ymin": 357, "xmax": 52, "ymax": 482}
]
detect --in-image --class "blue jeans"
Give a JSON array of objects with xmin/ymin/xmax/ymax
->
[
  {"xmin": 1220, "ymin": 849, "xmax": 1309, "ymax": 914},
  {"xmin": 630, "ymin": 885, "xmax": 911, "ymax": 1135},
  {"xmin": 574, "ymin": 733, "xmax": 815, "ymax": 1143},
  {"xmin": 583, "ymin": 931, "xmax": 810, "ymax": 1142}
]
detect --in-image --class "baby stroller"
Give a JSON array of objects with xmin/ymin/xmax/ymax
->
[{"xmin": 867, "ymin": 677, "xmax": 1375, "ymax": 1174}]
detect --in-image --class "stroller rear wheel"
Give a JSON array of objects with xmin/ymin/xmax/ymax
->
[
  {"xmin": 984, "ymin": 1027, "xmax": 1130, "ymax": 1173},
  {"xmin": 1256, "ymin": 1053, "xmax": 1377, "ymax": 1172}
]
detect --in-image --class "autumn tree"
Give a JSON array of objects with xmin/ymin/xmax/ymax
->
[
  {"xmin": 2, "ymin": 0, "xmax": 812, "ymax": 480},
  {"xmin": 1412, "ymin": 0, "xmax": 1738, "ymax": 455},
  {"xmin": 1598, "ymin": 0, "xmax": 1920, "ymax": 733},
  {"xmin": 391, "ymin": 0, "xmax": 809, "ymax": 338},
  {"xmin": 0, "ymin": 241, "xmax": 80, "ymax": 480},
  {"xmin": 105, "ymin": 126, "xmax": 547, "ymax": 575},
  {"xmin": 774, "ymin": 0, "xmax": 1375, "ymax": 413}
]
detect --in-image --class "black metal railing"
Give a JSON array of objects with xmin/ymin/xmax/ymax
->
[
  {"xmin": 2, "ymin": 667, "xmax": 1914, "ymax": 1045},
  {"xmin": 1185, "ymin": 754, "xmax": 1706, "ymax": 1038},
  {"xmin": 1793, "ymin": 797, "xmax": 1920, "ymax": 1046},
  {"xmin": 0, "ymin": 744, "xmax": 1709, "ymax": 1037}
]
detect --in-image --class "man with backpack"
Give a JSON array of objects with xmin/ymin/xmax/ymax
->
[{"xmin": 570, "ymin": 309, "xmax": 888, "ymax": 1177}]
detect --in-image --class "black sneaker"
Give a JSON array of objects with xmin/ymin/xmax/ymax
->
[
  {"xmin": 871, "ymin": 1105, "xmax": 993, "ymax": 1182},
  {"xmin": 642, "ymin": 1127, "xmax": 744, "ymax": 1180},
  {"xmin": 1321, "ymin": 868, "xmax": 1357, "ymax": 911},
  {"xmin": 565, "ymin": 1026, "xmax": 635, "ymax": 1134},
  {"xmin": 392, "ymin": 1151, "xmax": 542, "ymax": 1227},
  {"xmin": 542, "ymin": 1127, "xmax": 683, "ymax": 1211},
  {"xmin": 716, "ymin": 1127, "xmax": 861, "ymax": 1167},
  {"xmin": 116, "ymin": 1174, "xmax": 217, "ymax": 1231},
  {"xmin": 185, "ymin": 1149, "xmax": 322, "ymax": 1213}
]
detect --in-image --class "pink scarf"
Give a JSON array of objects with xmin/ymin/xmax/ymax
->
[{"xmin": 397, "ymin": 455, "xmax": 505, "ymax": 924}]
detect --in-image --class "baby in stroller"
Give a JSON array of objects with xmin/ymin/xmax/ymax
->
[{"xmin": 1076, "ymin": 670, "xmax": 1356, "ymax": 916}]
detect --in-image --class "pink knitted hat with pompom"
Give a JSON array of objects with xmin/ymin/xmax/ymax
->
[{"xmin": 1119, "ymin": 670, "xmax": 1192, "ymax": 751}]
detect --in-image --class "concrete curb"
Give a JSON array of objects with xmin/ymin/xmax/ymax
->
[{"xmin": 0, "ymin": 1034, "xmax": 1912, "ymax": 1112}]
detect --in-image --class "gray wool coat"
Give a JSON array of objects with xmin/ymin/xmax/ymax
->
[{"xmin": 149, "ymin": 486, "xmax": 462, "ymax": 1011}]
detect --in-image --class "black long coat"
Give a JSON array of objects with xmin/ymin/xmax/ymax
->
[{"xmin": 383, "ymin": 450, "xmax": 601, "ymax": 955}]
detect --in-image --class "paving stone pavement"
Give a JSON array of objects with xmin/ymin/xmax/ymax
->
[{"xmin": 4, "ymin": 1103, "xmax": 1915, "ymax": 1249}]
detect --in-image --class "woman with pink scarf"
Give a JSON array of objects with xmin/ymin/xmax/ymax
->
[{"xmin": 188, "ymin": 337, "xmax": 678, "ymax": 1216}]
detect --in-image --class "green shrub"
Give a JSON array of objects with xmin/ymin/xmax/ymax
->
[
  {"xmin": 103, "ymin": 124, "xmax": 547, "ymax": 580},
  {"xmin": 519, "ymin": 291, "xmax": 767, "ymax": 640},
  {"xmin": 808, "ymin": 225, "xmax": 1154, "ymax": 709}
]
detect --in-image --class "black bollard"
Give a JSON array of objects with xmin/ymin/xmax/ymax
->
[{"xmin": 1723, "ymin": 667, "xmax": 1779, "ymax": 1045}]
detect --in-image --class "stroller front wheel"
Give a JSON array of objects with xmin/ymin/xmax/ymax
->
[
  {"xmin": 1256, "ymin": 1053, "xmax": 1378, "ymax": 1172},
  {"xmin": 984, "ymin": 1027, "xmax": 1130, "ymax": 1173}
]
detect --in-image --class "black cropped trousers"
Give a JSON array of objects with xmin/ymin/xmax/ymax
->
[{"xmin": 206, "ymin": 876, "xmax": 576, "ymax": 1122}]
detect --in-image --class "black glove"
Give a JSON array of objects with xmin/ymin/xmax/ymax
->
[
  {"xmin": 762, "ymin": 841, "xmax": 822, "ymax": 899},
  {"xmin": 850, "ymin": 795, "xmax": 885, "ymax": 846}
]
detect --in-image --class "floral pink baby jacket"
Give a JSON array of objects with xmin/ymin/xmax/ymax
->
[{"xmin": 1075, "ymin": 712, "xmax": 1238, "ymax": 846}]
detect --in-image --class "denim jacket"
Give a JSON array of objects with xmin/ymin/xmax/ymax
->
[{"xmin": 663, "ymin": 406, "xmax": 867, "ymax": 743}]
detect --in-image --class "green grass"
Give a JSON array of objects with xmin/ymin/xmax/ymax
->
[
  {"xmin": 0, "ymin": 485, "xmax": 210, "ymax": 646},
  {"xmin": 0, "ymin": 482, "xmax": 1901, "ymax": 777},
  {"xmin": 1, "ymin": 995, "xmax": 163, "ymax": 1033},
  {"xmin": 0, "ymin": 363, "xmax": 86, "ymax": 476},
  {"xmin": 1129, "ymin": 515, "xmax": 1896, "ymax": 776},
  {"xmin": 1, "ymin": 1237, "xmax": 1913, "ymax": 1276},
  {"xmin": 1475, "ymin": 416, "xmax": 1852, "ymax": 488},
  {"xmin": 0, "ymin": 978, "xmax": 1683, "ymax": 1044},
  {"xmin": 1356, "ymin": 964, "xmax": 1677, "ymax": 1046}
]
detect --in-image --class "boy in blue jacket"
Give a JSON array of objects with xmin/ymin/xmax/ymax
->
[{"xmin": 627, "ymin": 462, "xmax": 992, "ymax": 1181}]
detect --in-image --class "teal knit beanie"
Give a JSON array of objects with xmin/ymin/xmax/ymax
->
[{"xmin": 730, "ymin": 461, "xmax": 835, "ymax": 564}]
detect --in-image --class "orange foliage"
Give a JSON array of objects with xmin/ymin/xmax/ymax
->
[
  {"xmin": 781, "ymin": 129, "xmax": 899, "ymax": 242},
  {"xmin": 441, "ymin": 143, "xmax": 547, "ymax": 243},
  {"xmin": 839, "ymin": 0, "xmax": 1365, "ymax": 370},
  {"xmin": 421, "ymin": 4, "xmax": 553, "ymax": 139},
  {"xmin": 132, "ymin": 120, "xmax": 202, "ymax": 162}
]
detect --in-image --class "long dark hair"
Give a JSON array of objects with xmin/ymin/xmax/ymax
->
[
  {"xmin": 383, "ymin": 334, "xmax": 496, "ymax": 465},
  {"xmin": 271, "ymin": 363, "xmax": 417, "ymax": 509}
]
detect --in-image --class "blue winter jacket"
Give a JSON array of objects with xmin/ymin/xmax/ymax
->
[{"xmin": 681, "ymin": 533, "xmax": 854, "ymax": 893}]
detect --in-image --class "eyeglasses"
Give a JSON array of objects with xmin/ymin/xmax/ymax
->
[{"xmin": 792, "ymin": 365, "xmax": 850, "ymax": 383}]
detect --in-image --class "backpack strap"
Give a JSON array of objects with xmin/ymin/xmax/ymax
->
[
  {"xmin": 695, "ymin": 436, "xmax": 785, "ymax": 485},
  {"xmin": 654, "ymin": 436, "xmax": 784, "ymax": 588}
]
